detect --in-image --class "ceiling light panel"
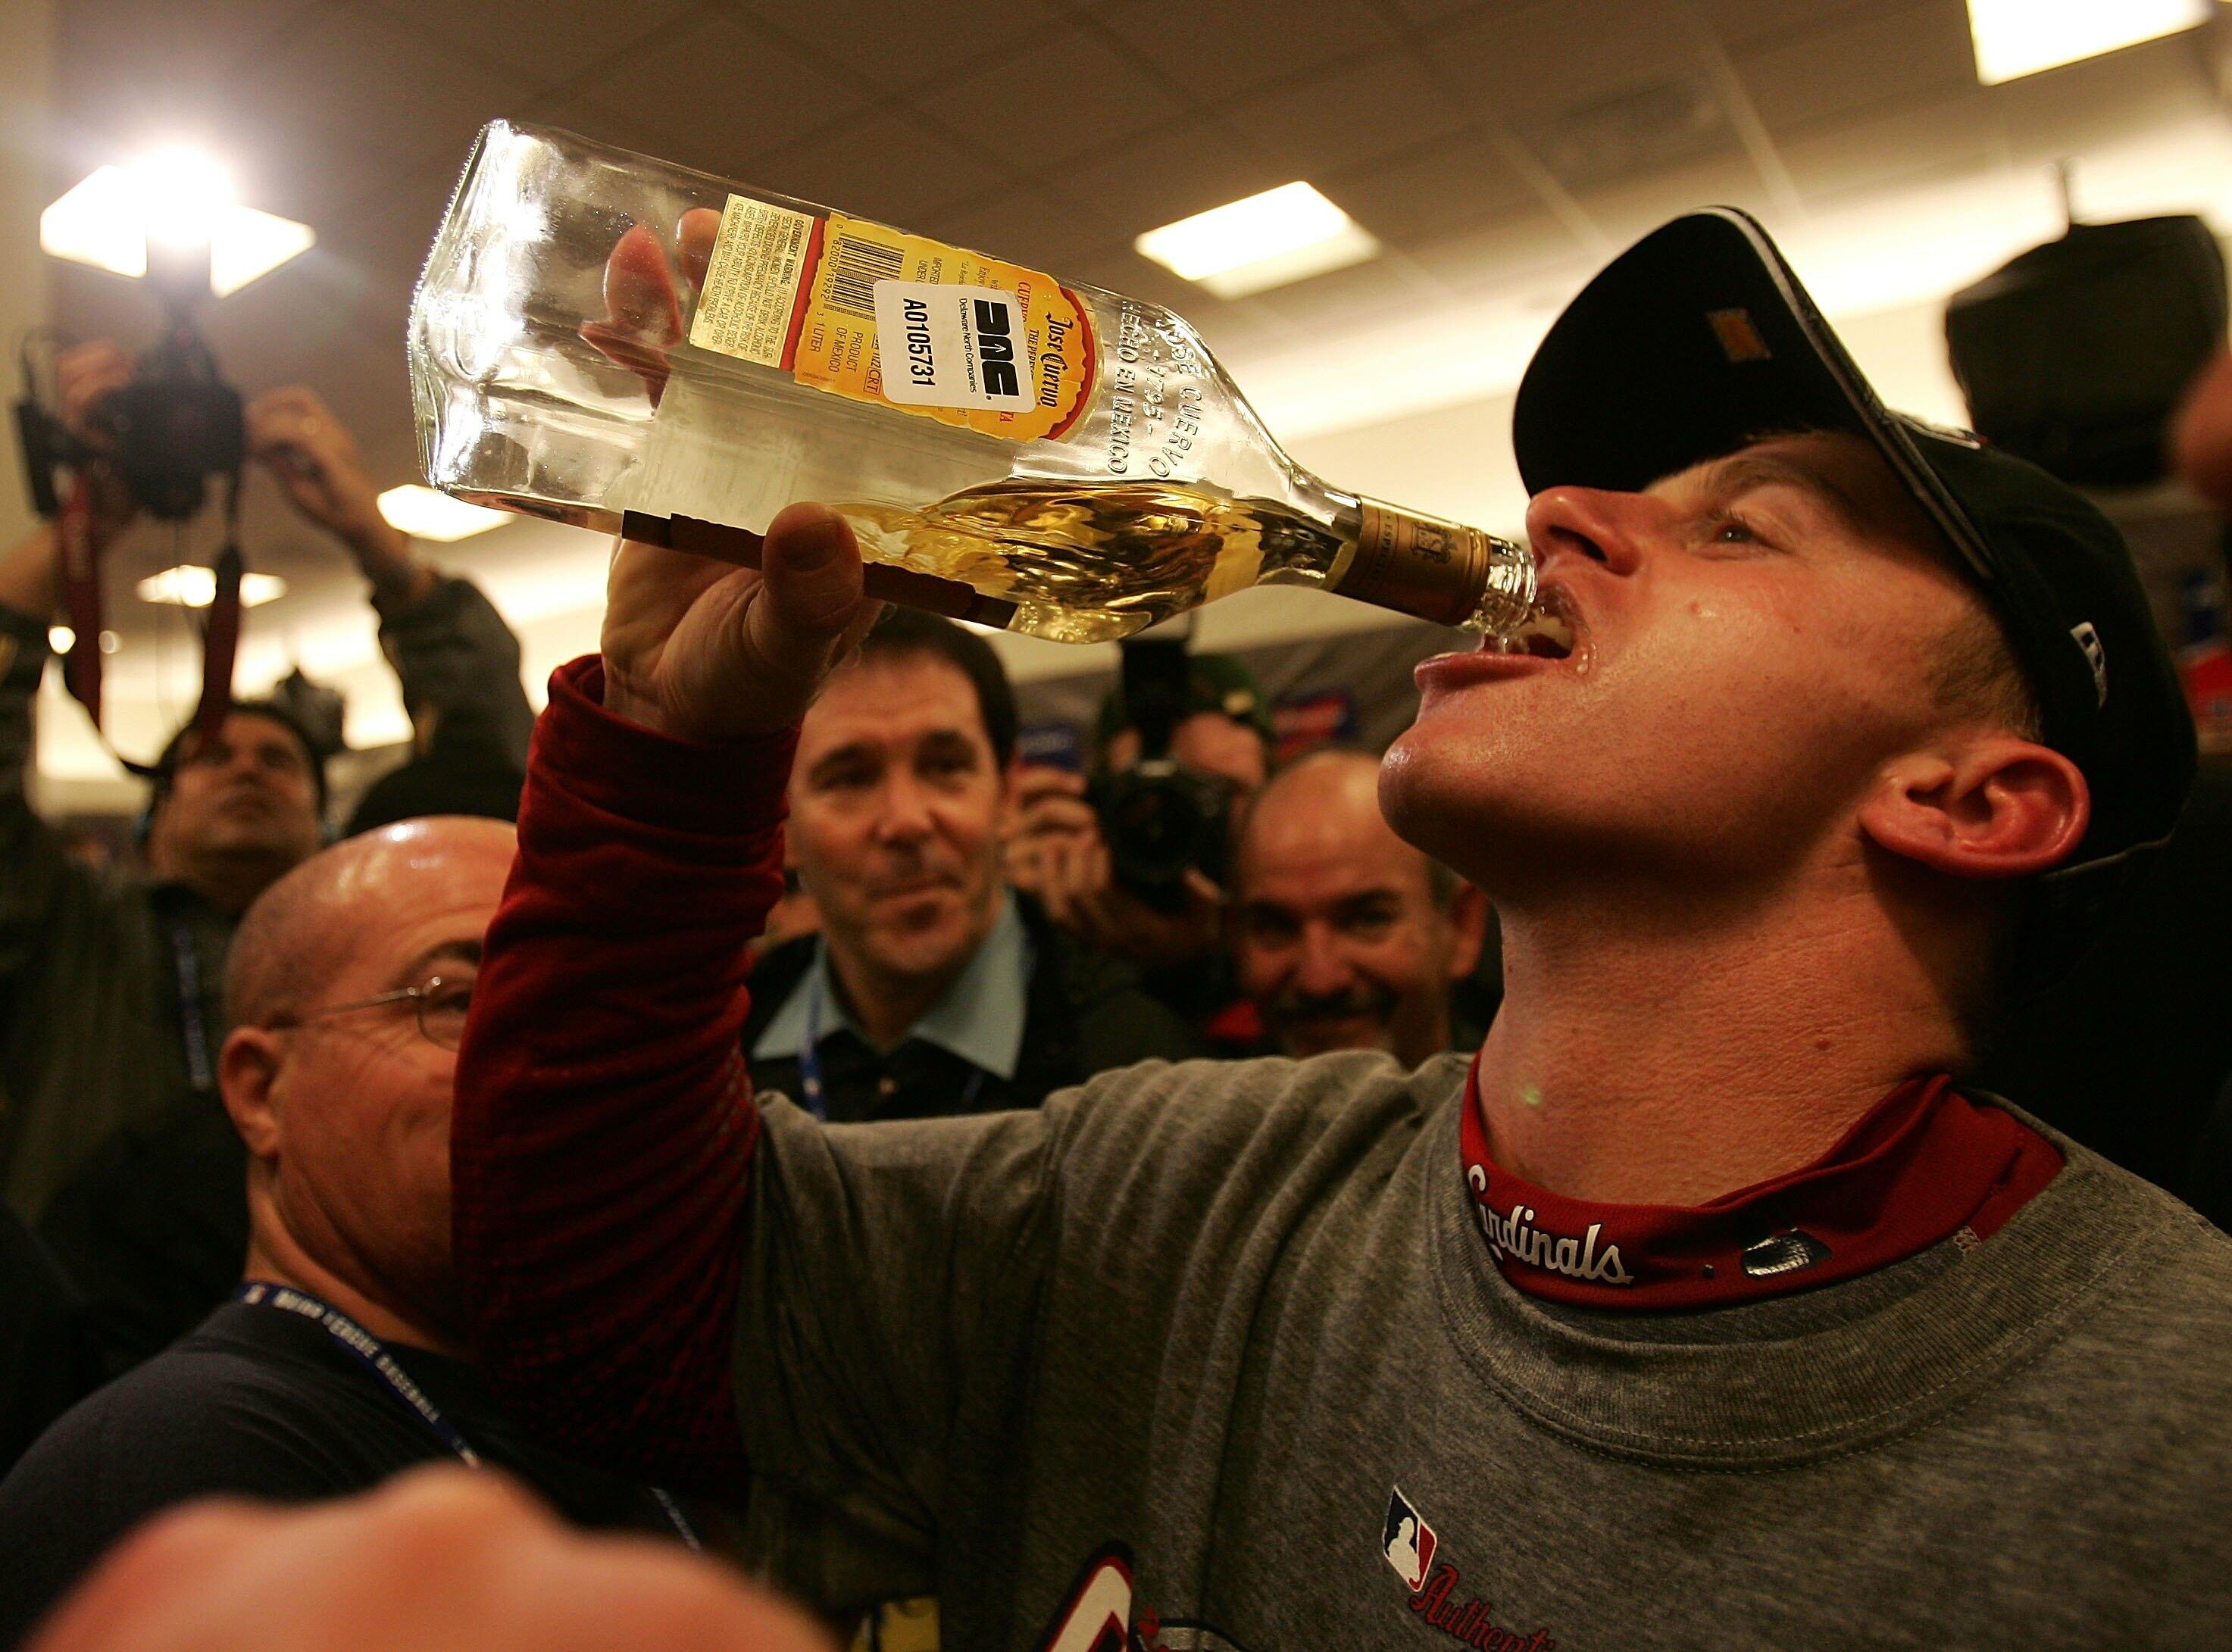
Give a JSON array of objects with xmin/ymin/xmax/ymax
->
[
  {"xmin": 377, "ymin": 485, "xmax": 510, "ymax": 542},
  {"xmin": 136, "ymin": 567, "xmax": 289, "ymax": 607},
  {"xmin": 1136, "ymin": 182, "xmax": 1382, "ymax": 298},
  {"xmin": 1967, "ymin": 0, "xmax": 2209, "ymax": 85}
]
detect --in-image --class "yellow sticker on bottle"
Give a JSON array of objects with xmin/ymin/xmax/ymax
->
[
  {"xmin": 687, "ymin": 196, "xmax": 818, "ymax": 368},
  {"xmin": 692, "ymin": 201, "xmax": 1095, "ymax": 443}
]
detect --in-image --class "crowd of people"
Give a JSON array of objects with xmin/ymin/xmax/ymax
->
[{"xmin": 2, "ymin": 205, "xmax": 2231, "ymax": 1649}]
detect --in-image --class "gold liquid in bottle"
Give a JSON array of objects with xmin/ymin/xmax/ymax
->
[{"xmin": 834, "ymin": 479, "xmax": 1346, "ymax": 644}]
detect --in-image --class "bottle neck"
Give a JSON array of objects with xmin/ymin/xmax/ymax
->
[{"xmin": 1328, "ymin": 495, "xmax": 1536, "ymax": 634}]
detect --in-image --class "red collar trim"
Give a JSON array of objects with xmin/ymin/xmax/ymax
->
[{"xmin": 1458, "ymin": 1057, "xmax": 2062, "ymax": 1309}]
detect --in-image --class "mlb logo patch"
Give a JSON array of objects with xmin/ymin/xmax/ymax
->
[{"xmin": 1383, "ymin": 1486, "xmax": 1437, "ymax": 1591}]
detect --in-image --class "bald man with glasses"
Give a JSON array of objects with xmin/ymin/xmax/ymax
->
[{"xmin": 0, "ymin": 819, "xmax": 695, "ymax": 1647}]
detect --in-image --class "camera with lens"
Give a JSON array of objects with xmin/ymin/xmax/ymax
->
[
  {"xmin": 1087, "ymin": 628, "xmax": 1237, "ymax": 913},
  {"xmin": 16, "ymin": 320, "xmax": 244, "ymax": 524}
]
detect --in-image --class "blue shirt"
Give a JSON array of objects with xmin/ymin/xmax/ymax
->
[{"xmin": 752, "ymin": 892, "xmax": 1030, "ymax": 1082}]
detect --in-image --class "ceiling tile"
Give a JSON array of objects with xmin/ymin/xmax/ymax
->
[
  {"xmin": 1377, "ymin": 0, "xmax": 1524, "ymax": 24},
  {"xmin": 218, "ymin": 7, "xmax": 539, "ymax": 219},
  {"xmin": 738, "ymin": 0, "xmax": 1080, "ymax": 96},
  {"xmin": 1730, "ymin": 0, "xmax": 1978, "ymax": 142},
  {"xmin": 749, "ymin": 108, "xmax": 1011, "ymax": 226},
  {"xmin": 1424, "ymin": 0, "xmax": 1705, "ymax": 118},
  {"xmin": 1777, "ymin": 89, "xmax": 2002, "ymax": 206},
  {"xmin": 1336, "ymin": 126, "xmax": 1540, "ymax": 248},
  {"xmin": 1243, "ymin": 248, "xmax": 1440, "ymax": 330},
  {"xmin": 356, "ymin": 0, "xmax": 701, "ymax": 91},
  {"xmin": 1511, "ymin": 70, "xmax": 1737, "ymax": 192},
  {"xmin": 588, "ymin": 8, "xmax": 874, "ymax": 164},
  {"xmin": 1221, "ymin": 48, "xmax": 1475, "ymax": 185},
  {"xmin": 902, "ymin": 21, "xmax": 1190, "ymax": 175},
  {"xmin": 1098, "ymin": 0, "xmax": 1404, "ymax": 91},
  {"xmin": 54, "ymin": 0, "xmax": 320, "ymax": 112},
  {"xmin": 1689, "ymin": 0, "xmax": 1890, "ymax": 54},
  {"xmin": 1403, "ymin": 202, "xmax": 1590, "ymax": 295}
]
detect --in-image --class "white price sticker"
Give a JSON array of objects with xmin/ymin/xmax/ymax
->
[{"xmin": 872, "ymin": 280, "xmax": 1034, "ymax": 411}]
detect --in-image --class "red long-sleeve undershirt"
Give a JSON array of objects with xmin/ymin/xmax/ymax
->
[{"xmin": 451, "ymin": 655, "xmax": 795, "ymax": 1494}]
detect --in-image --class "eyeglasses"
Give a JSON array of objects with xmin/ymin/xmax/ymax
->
[{"xmin": 267, "ymin": 976, "xmax": 473, "ymax": 1051}]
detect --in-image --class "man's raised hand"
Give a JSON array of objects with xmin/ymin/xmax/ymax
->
[{"xmin": 601, "ymin": 502, "xmax": 880, "ymax": 744}]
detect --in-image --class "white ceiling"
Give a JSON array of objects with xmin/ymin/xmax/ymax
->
[{"xmin": 31, "ymin": 0, "xmax": 2232, "ymax": 780}]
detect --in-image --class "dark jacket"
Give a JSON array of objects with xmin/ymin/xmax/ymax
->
[
  {"xmin": 739, "ymin": 893, "xmax": 1202, "ymax": 1123},
  {"xmin": 0, "ymin": 576, "xmax": 530, "ymax": 1374}
]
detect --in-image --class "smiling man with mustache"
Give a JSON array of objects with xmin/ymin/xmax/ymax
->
[{"xmin": 1231, "ymin": 748, "xmax": 1489, "ymax": 1068}]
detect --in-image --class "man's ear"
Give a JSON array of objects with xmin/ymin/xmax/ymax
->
[
  {"xmin": 1445, "ymin": 883, "xmax": 1492, "ymax": 980},
  {"xmin": 218, "ymin": 1026, "xmax": 286, "ymax": 1160},
  {"xmin": 1858, "ymin": 735, "xmax": 2090, "ymax": 879}
]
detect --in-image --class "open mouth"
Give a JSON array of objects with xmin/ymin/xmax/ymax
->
[{"xmin": 1485, "ymin": 585, "xmax": 1577, "ymax": 660}]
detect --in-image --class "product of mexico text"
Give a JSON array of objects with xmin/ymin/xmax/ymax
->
[{"xmin": 409, "ymin": 121, "xmax": 1550, "ymax": 645}]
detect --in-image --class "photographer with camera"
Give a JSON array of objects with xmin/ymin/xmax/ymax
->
[
  {"xmin": 0, "ymin": 339, "xmax": 533, "ymax": 1375},
  {"xmin": 1004, "ymin": 644, "xmax": 1272, "ymax": 1029},
  {"xmin": 739, "ymin": 607, "xmax": 1196, "ymax": 1125}
]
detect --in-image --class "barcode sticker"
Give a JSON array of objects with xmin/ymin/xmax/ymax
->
[
  {"xmin": 822, "ymin": 230, "xmax": 905, "ymax": 320},
  {"xmin": 687, "ymin": 195, "xmax": 818, "ymax": 368},
  {"xmin": 873, "ymin": 281, "xmax": 1033, "ymax": 411}
]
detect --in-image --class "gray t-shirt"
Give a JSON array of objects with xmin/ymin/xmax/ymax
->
[{"xmin": 730, "ymin": 1049, "xmax": 2232, "ymax": 1651}]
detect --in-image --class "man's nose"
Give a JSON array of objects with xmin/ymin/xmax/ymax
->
[
  {"xmin": 874, "ymin": 774, "xmax": 935, "ymax": 842},
  {"xmin": 1522, "ymin": 485, "xmax": 1650, "ymax": 579},
  {"xmin": 1295, "ymin": 926, "xmax": 1356, "ymax": 998}
]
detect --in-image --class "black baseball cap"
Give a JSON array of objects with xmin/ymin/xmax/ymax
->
[{"xmin": 1511, "ymin": 208, "xmax": 2196, "ymax": 955}]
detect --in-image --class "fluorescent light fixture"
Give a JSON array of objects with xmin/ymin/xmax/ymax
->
[
  {"xmin": 1136, "ymin": 182, "xmax": 1381, "ymax": 299},
  {"xmin": 1967, "ymin": 0, "xmax": 2209, "ymax": 85},
  {"xmin": 39, "ymin": 151, "xmax": 315, "ymax": 295},
  {"xmin": 136, "ymin": 566, "xmax": 289, "ymax": 607},
  {"xmin": 376, "ymin": 485, "xmax": 509, "ymax": 542}
]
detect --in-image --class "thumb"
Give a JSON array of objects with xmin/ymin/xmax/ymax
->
[{"xmin": 746, "ymin": 503, "xmax": 871, "ymax": 678}]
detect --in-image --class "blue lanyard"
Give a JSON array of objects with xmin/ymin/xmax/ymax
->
[
  {"xmin": 797, "ymin": 968, "xmax": 988, "ymax": 1122},
  {"xmin": 169, "ymin": 917, "xmax": 216, "ymax": 1093},
  {"xmin": 234, "ymin": 1282, "xmax": 699, "ymax": 1551}
]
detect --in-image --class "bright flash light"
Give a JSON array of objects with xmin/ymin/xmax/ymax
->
[
  {"xmin": 40, "ymin": 150, "xmax": 315, "ymax": 295},
  {"xmin": 1967, "ymin": 0, "xmax": 2209, "ymax": 85},
  {"xmin": 136, "ymin": 566, "xmax": 289, "ymax": 608},
  {"xmin": 135, "ymin": 147, "xmax": 233, "ymax": 249},
  {"xmin": 1136, "ymin": 182, "xmax": 1381, "ymax": 299},
  {"xmin": 376, "ymin": 485, "xmax": 509, "ymax": 542}
]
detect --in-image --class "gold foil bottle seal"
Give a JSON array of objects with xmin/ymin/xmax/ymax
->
[{"xmin": 1337, "ymin": 499, "xmax": 1533, "ymax": 632}]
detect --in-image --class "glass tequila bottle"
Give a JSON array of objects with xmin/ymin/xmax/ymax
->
[{"xmin": 409, "ymin": 120, "xmax": 1540, "ymax": 645}]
